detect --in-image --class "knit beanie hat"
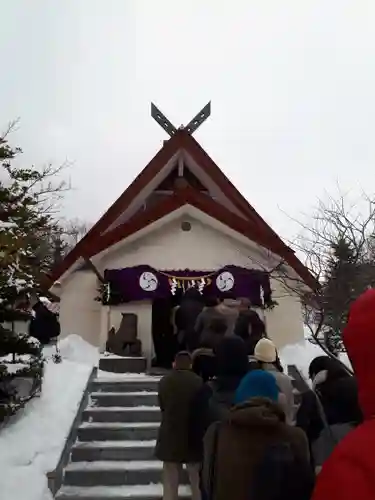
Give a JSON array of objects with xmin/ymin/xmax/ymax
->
[
  {"xmin": 234, "ymin": 370, "xmax": 279, "ymax": 405},
  {"xmin": 254, "ymin": 338, "xmax": 277, "ymax": 363}
]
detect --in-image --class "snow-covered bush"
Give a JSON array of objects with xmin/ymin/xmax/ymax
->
[{"xmin": 0, "ymin": 326, "xmax": 44, "ymax": 422}]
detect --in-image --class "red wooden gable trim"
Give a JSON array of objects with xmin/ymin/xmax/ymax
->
[
  {"xmin": 77, "ymin": 187, "xmax": 316, "ymax": 290},
  {"xmin": 48, "ymin": 133, "xmax": 183, "ymax": 282},
  {"xmin": 186, "ymin": 190, "xmax": 316, "ymax": 288},
  {"xmin": 181, "ymin": 133, "xmax": 290, "ymax": 251},
  {"xmin": 86, "ymin": 194, "xmax": 185, "ymax": 258},
  {"xmin": 86, "ymin": 189, "xmax": 269, "ymax": 260},
  {"xmin": 49, "ymin": 129, "xmax": 309, "ymax": 285}
]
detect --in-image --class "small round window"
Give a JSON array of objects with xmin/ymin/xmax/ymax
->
[{"xmin": 181, "ymin": 221, "xmax": 192, "ymax": 232}]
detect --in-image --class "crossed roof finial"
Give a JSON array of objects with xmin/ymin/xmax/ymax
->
[{"xmin": 151, "ymin": 102, "xmax": 211, "ymax": 137}]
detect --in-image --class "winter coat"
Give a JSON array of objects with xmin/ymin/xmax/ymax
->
[
  {"xmin": 155, "ymin": 368, "xmax": 203, "ymax": 463},
  {"xmin": 297, "ymin": 359, "xmax": 362, "ymax": 446},
  {"xmin": 205, "ymin": 376, "xmax": 244, "ymax": 423},
  {"xmin": 195, "ymin": 306, "xmax": 224, "ymax": 340},
  {"xmin": 215, "ymin": 302, "xmax": 240, "ymax": 335},
  {"xmin": 214, "ymin": 335, "xmax": 249, "ymax": 378},
  {"xmin": 262, "ymin": 363, "xmax": 296, "ymax": 425},
  {"xmin": 208, "ymin": 335, "xmax": 249, "ymax": 420},
  {"xmin": 234, "ymin": 309, "xmax": 266, "ymax": 355},
  {"xmin": 312, "ymin": 289, "xmax": 375, "ymax": 500},
  {"xmin": 202, "ymin": 398, "xmax": 313, "ymax": 500},
  {"xmin": 28, "ymin": 301, "xmax": 60, "ymax": 345},
  {"xmin": 192, "ymin": 336, "xmax": 250, "ymax": 427},
  {"xmin": 175, "ymin": 288, "xmax": 204, "ymax": 351},
  {"xmin": 192, "ymin": 348, "xmax": 216, "ymax": 382},
  {"xmin": 196, "ymin": 301, "xmax": 240, "ymax": 337},
  {"xmin": 199, "ymin": 328, "xmax": 226, "ymax": 352},
  {"xmin": 195, "ymin": 305, "xmax": 231, "ymax": 341}
]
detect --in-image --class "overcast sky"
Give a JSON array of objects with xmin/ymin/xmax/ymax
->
[{"xmin": 2, "ymin": 1, "xmax": 375, "ymax": 242}]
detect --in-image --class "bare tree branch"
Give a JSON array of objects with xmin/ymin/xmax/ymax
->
[{"xmin": 245, "ymin": 188, "xmax": 375, "ymax": 375}]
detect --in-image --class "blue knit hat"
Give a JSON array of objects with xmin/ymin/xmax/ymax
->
[{"xmin": 234, "ymin": 370, "xmax": 279, "ymax": 405}]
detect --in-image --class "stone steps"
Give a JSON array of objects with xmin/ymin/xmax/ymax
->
[
  {"xmin": 78, "ymin": 422, "xmax": 160, "ymax": 442},
  {"xmin": 83, "ymin": 407, "xmax": 161, "ymax": 423},
  {"xmin": 71, "ymin": 441, "xmax": 157, "ymax": 462},
  {"xmin": 91, "ymin": 379, "xmax": 160, "ymax": 394},
  {"xmin": 55, "ymin": 365, "xmax": 190, "ymax": 499},
  {"xmin": 64, "ymin": 461, "xmax": 188, "ymax": 487},
  {"xmin": 99, "ymin": 357, "xmax": 147, "ymax": 374},
  {"xmin": 90, "ymin": 392, "xmax": 159, "ymax": 408},
  {"xmin": 57, "ymin": 484, "xmax": 191, "ymax": 500}
]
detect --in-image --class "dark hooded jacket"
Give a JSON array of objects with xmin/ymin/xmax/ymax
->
[
  {"xmin": 234, "ymin": 309, "xmax": 266, "ymax": 355},
  {"xmin": 312, "ymin": 289, "xmax": 375, "ymax": 500},
  {"xmin": 199, "ymin": 336, "xmax": 249, "ymax": 424},
  {"xmin": 208, "ymin": 335, "xmax": 250, "ymax": 420},
  {"xmin": 28, "ymin": 300, "xmax": 60, "ymax": 345},
  {"xmin": 203, "ymin": 398, "xmax": 313, "ymax": 500},
  {"xmin": 192, "ymin": 347, "xmax": 217, "ymax": 382},
  {"xmin": 175, "ymin": 288, "xmax": 204, "ymax": 351},
  {"xmin": 297, "ymin": 356, "xmax": 362, "ymax": 445},
  {"xmin": 189, "ymin": 336, "xmax": 250, "ymax": 453}
]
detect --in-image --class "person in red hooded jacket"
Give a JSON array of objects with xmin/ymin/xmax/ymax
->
[{"xmin": 312, "ymin": 289, "xmax": 375, "ymax": 500}]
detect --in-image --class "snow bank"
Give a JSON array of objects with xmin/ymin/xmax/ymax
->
[
  {"xmin": 56, "ymin": 334, "xmax": 99, "ymax": 366},
  {"xmin": 0, "ymin": 335, "xmax": 99, "ymax": 500},
  {"xmin": 279, "ymin": 339, "xmax": 323, "ymax": 381},
  {"xmin": 279, "ymin": 326, "xmax": 352, "ymax": 381}
]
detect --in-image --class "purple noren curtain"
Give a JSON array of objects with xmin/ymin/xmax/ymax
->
[{"xmin": 103, "ymin": 265, "xmax": 272, "ymax": 307}]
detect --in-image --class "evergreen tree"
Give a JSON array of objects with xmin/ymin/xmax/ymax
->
[
  {"xmin": 322, "ymin": 238, "xmax": 362, "ymax": 354},
  {"xmin": 0, "ymin": 132, "xmax": 52, "ymax": 421}
]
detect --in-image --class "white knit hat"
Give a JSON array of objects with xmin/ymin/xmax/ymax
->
[{"xmin": 254, "ymin": 338, "xmax": 277, "ymax": 363}]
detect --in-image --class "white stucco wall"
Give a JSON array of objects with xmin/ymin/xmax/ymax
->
[
  {"xmin": 265, "ymin": 278, "xmax": 304, "ymax": 349},
  {"xmin": 99, "ymin": 217, "xmax": 268, "ymax": 271},
  {"xmin": 59, "ymin": 270, "xmax": 101, "ymax": 347},
  {"xmin": 58, "ymin": 213, "xmax": 304, "ymax": 358}
]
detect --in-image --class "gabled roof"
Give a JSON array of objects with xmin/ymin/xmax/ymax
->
[
  {"xmin": 49, "ymin": 129, "xmax": 316, "ymax": 288},
  {"xmin": 87, "ymin": 186, "xmax": 280, "ymax": 258}
]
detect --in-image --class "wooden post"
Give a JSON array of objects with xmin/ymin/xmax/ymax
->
[{"xmin": 81, "ymin": 256, "xmax": 106, "ymax": 284}]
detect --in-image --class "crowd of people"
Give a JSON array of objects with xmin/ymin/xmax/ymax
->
[
  {"xmin": 155, "ymin": 288, "xmax": 375, "ymax": 500},
  {"xmin": 174, "ymin": 289, "xmax": 266, "ymax": 355}
]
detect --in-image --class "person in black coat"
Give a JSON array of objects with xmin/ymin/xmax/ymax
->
[
  {"xmin": 193, "ymin": 335, "xmax": 250, "ymax": 428},
  {"xmin": 28, "ymin": 299, "xmax": 61, "ymax": 345},
  {"xmin": 296, "ymin": 355, "xmax": 362, "ymax": 467},
  {"xmin": 309, "ymin": 356, "xmax": 362, "ymax": 429},
  {"xmin": 175, "ymin": 288, "xmax": 204, "ymax": 352},
  {"xmin": 234, "ymin": 304, "xmax": 266, "ymax": 355},
  {"xmin": 191, "ymin": 346, "xmax": 217, "ymax": 383}
]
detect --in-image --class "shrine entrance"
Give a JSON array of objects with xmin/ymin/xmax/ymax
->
[
  {"xmin": 103, "ymin": 265, "xmax": 273, "ymax": 367},
  {"xmin": 151, "ymin": 288, "xmax": 207, "ymax": 369},
  {"xmin": 151, "ymin": 292, "xmax": 182, "ymax": 369}
]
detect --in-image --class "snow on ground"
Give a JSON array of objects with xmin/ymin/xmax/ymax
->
[
  {"xmin": 0, "ymin": 335, "xmax": 99, "ymax": 500},
  {"xmin": 0, "ymin": 327, "xmax": 352, "ymax": 500},
  {"xmin": 280, "ymin": 339, "xmax": 324, "ymax": 381},
  {"xmin": 97, "ymin": 370, "xmax": 161, "ymax": 379},
  {"xmin": 58, "ymin": 334, "xmax": 99, "ymax": 366},
  {"xmin": 279, "ymin": 326, "xmax": 352, "ymax": 381}
]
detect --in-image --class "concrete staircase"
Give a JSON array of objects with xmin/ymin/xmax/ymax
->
[{"xmin": 56, "ymin": 362, "xmax": 191, "ymax": 500}]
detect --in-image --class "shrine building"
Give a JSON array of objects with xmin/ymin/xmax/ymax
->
[{"xmin": 48, "ymin": 103, "xmax": 315, "ymax": 363}]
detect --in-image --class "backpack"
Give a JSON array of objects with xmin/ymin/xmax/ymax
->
[{"xmin": 250, "ymin": 442, "xmax": 315, "ymax": 500}]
